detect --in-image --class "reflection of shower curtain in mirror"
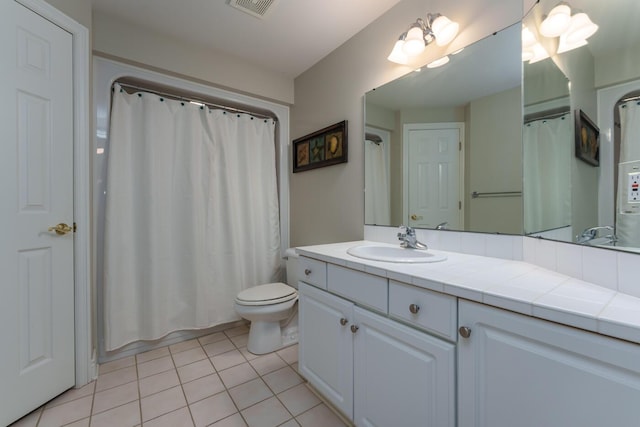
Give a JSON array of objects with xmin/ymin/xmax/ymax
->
[
  {"xmin": 523, "ymin": 115, "xmax": 572, "ymax": 234},
  {"xmin": 617, "ymin": 101, "xmax": 640, "ymax": 247},
  {"xmin": 365, "ymin": 140, "xmax": 390, "ymax": 225}
]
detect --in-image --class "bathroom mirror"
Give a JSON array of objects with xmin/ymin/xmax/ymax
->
[
  {"xmin": 365, "ymin": 23, "xmax": 523, "ymax": 234},
  {"xmin": 522, "ymin": 0, "xmax": 640, "ymax": 254}
]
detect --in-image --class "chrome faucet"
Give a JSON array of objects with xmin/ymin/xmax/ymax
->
[
  {"xmin": 576, "ymin": 226, "xmax": 617, "ymax": 245},
  {"xmin": 435, "ymin": 222, "xmax": 448, "ymax": 230},
  {"xmin": 397, "ymin": 225, "xmax": 428, "ymax": 250}
]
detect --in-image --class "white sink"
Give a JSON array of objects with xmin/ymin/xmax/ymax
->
[{"xmin": 347, "ymin": 245, "xmax": 447, "ymax": 263}]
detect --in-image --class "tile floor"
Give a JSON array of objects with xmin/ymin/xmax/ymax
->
[{"xmin": 10, "ymin": 325, "xmax": 348, "ymax": 427}]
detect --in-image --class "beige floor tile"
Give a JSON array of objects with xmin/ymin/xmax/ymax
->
[
  {"xmin": 211, "ymin": 349, "xmax": 246, "ymax": 371},
  {"xmin": 99, "ymin": 355, "xmax": 136, "ymax": 375},
  {"xmin": 210, "ymin": 412, "xmax": 248, "ymax": 427},
  {"xmin": 277, "ymin": 384, "xmax": 321, "ymax": 417},
  {"xmin": 241, "ymin": 396, "xmax": 292, "ymax": 427},
  {"xmin": 177, "ymin": 359, "xmax": 216, "ymax": 383},
  {"xmin": 198, "ymin": 332, "xmax": 227, "ymax": 346},
  {"xmin": 224, "ymin": 325, "xmax": 250, "ymax": 337},
  {"xmin": 140, "ymin": 385, "xmax": 187, "ymax": 422},
  {"xmin": 172, "ymin": 346, "xmax": 207, "ymax": 367},
  {"xmin": 45, "ymin": 381, "xmax": 95, "ymax": 408},
  {"xmin": 169, "ymin": 338, "xmax": 201, "ymax": 354},
  {"xmin": 95, "ymin": 365, "xmax": 137, "ymax": 392},
  {"xmin": 276, "ymin": 344, "xmax": 299, "ymax": 365},
  {"xmin": 137, "ymin": 355, "xmax": 175, "ymax": 379},
  {"xmin": 262, "ymin": 366, "xmax": 303, "ymax": 394},
  {"xmin": 92, "ymin": 381, "xmax": 139, "ymax": 414},
  {"xmin": 38, "ymin": 395, "xmax": 92, "ymax": 427},
  {"xmin": 189, "ymin": 392, "xmax": 238, "ymax": 427},
  {"xmin": 203, "ymin": 339, "xmax": 236, "ymax": 357},
  {"xmin": 295, "ymin": 404, "xmax": 347, "ymax": 427},
  {"xmin": 90, "ymin": 400, "xmax": 140, "ymax": 427},
  {"xmin": 8, "ymin": 407, "xmax": 41, "ymax": 427},
  {"xmin": 182, "ymin": 373, "xmax": 226, "ymax": 404},
  {"xmin": 136, "ymin": 346, "xmax": 170, "ymax": 364},
  {"xmin": 219, "ymin": 362, "xmax": 259, "ymax": 389},
  {"xmin": 229, "ymin": 333, "xmax": 248, "ymax": 348},
  {"xmin": 249, "ymin": 353, "xmax": 287, "ymax": 376},
  {"xmin": 238, "ymin": 347, "xmax": 260, "ymax": 361},
  {"xmin": 143, "ymin": 407, "xmax": 194, "ymax": 427},
  {"xmin": 228, "ymin": 378, "xmax": 274, "ymax": 410},
  {"xmin": 139, "ymin": 369, "xmax": 181, "ymax": 398},
  {"xmin": 65, "ymin": 417, "xmax": 90, "ymax": 427},
  {"xmin": 278, "ymin": 420, "xmax": 301, "ymax": 427}
]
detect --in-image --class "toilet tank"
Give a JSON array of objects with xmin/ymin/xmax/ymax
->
[{"xmin": 284, "ymin": 248, "xmax": 300, "ymax": 289}]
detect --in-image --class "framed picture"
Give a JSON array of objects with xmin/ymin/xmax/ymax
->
[
  {"xmin": 574, "ymin": 109, "xmax": 600, "ymax": 166},
  {"xmin": 293, "ymin": 120, "xmax": 348, "ymax": 173}
]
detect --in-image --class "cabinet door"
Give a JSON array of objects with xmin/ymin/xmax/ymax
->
[
  {"xmin": 298, "ymin": 283, "xmax": 354, "ymax": 418},
  {"xmin": 353, "ymin": 306, "xmax": 455, "ymax": 427},
  {"xmin": 458, "ymin": 300, "xmax": 640, "ymax": 427}
]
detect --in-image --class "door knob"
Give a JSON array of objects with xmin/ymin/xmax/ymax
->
[
  {"xmin": 459, "ymin": 326, "xmax": 472, "ymax": 338},
  {"xmin": 48, "ymin": 223, "xmax": 73, "ymax": 235}
]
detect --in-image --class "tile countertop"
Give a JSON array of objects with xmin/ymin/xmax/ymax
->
[{"xmin": 296, "ymin": 241, "xmax": 640, "ymax": 345}]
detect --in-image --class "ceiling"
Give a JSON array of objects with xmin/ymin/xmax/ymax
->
[{"xmin": 90, "ymin": 0, "xmax": 403, "ymax": 79}]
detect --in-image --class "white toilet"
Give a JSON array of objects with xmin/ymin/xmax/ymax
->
[{"xmin": 234, "ymin": 248, "xmax": 300, "ymax": 355}]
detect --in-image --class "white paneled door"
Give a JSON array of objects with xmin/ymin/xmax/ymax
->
[
  {"xmin": 0, "ymin": 1, "xmax": 75, "ymax": 425},
  {"xmin": 405, "ymin": 124, "xmax": 463, "ymax": 229}
]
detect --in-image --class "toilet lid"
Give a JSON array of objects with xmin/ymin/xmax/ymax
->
[{"xmin": 236, "ymin": 282, "xmax": 297, "ymax": 306}]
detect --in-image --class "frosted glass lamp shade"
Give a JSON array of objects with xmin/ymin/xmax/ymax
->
[
  {"xmin": 431, "ymin": 15, "xmax": 459, "ymax": 46},
  {"xmin": 427, "ymin": 56, "xmax": 450, "ymax": 68},
  {"xmin": 388, "ymin": 40, "xmax": 409, "ymax": 64},
  {"xmin": 403, "ymin": 26, "xmax": 426, "ymax": 55},
  {"xmin": 565, "ymin": 13, "xmax": 598, "ymax": 44},
  {"xmin": 540, "ymin": 4, "xmax": 571, "ymax": 37},
  {"xmin": 557, "ymin": 34, "xmax": 588, "ymax": 54},
  {"xmin": 522, "ymin": 26, "xmax": 537, "ymax": 49},
  {"xmin": 529, "ymin": 43, "xmax": 551, "ymax": 64}
]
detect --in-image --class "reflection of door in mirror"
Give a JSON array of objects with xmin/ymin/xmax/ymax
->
[
  {"xmin": 364, "ymin": 127, "xmax": 391, "ymax": 226},
  {"xmin": 403, "ymin": 123, "xmax": 463, "ymax": 229}
]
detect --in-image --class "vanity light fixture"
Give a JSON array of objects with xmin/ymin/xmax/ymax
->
[
  {"xmin": 539, "ymin": 3, "xmax": 572, "ymax": 38},
  {"xmin": 427, "ymin": 56, "xmax": 450, "ymax": 68},
  {"xmin": 387, "ymin": 13, "xmax": 459, "ymax": 64}
]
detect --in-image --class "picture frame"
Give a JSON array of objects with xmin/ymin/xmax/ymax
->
[
  {"xmin": 574, "ymin": 109, "xmax": 600, "ymax": 166},
  {"xmin": 292, "ymin": 120, "xmax": 348, "ymax": 173}
]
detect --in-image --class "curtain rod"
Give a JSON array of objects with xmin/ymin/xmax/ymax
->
[
  {"xmin": 619, "ymin": 94, "xmax": 640, "ymax": 104},
  {"xmin": 524, "ymin": 108, "xmax": 570, "ymax": 124},
  {"xmin": 114, "ymin": 81, "xmax": 277, "ymax": 121}
]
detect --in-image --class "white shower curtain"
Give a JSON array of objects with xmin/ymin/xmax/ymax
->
[
  {"xmin": 523, "ymin": 114, "xmax": 572, "ymax": 234},
  {"xmin": 364, "ymin": 140, "xmax": 390, "ymax": 225},
  {"xmin": 617, "ymin": 100, "xmax": 640, "ymax": 247},
  {"xmin": 103, "ymin": 84, "xmax": 281, "ymax": 351}
]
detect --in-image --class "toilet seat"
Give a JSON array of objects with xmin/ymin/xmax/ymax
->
[{"xmin": 236, "ymin": 282, "xmax": 297, "ymax": 306}]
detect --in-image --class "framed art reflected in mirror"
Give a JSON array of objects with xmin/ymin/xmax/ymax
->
[{"xmin": 574, "ymin": 109, "xmax": 599, "ymax": 167}]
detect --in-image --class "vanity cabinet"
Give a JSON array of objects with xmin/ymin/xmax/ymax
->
[
  {"xmin": 458, "ymin": 300, "xmax": 640, "ymax": 427},
  {"xmin": 298, "ymin": 260, "xmax": 456, "ymax": 426}
]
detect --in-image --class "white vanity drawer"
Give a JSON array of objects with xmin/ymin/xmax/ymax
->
[
  {"xmin": 327, "ymin": 264, "xmax": 387, "ymax": 313},
  {"xmin": 298, "ymin": 256, "xmax": 327, "ymax": 290},
  {"xmin": 389, "ymin": 280, "xmax": 457, "ymax": 341}
]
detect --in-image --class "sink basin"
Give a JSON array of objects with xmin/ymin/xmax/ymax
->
[{"xmin": 346, "ymin": 245, "xmax": 447, "ymax": 263}]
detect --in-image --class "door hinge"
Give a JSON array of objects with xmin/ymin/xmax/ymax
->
[
  {"xmin": 459, "ymin": 141, "xmax": 462, "ymax": 151},
  {"xmin": 459, "ymin": 201, "xmax": 462, "ymax": 210},
  {"xmin": 73, "ymin": 222, "xmax": 77, "ymax": 233}
]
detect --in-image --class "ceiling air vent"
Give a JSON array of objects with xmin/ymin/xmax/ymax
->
[{"xmin": 228, "ymin": 0, "xmax": 280, "ymax": 19}]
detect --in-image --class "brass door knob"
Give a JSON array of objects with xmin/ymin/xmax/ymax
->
[{"xmin": 48, "ymin": 223, "xmax": 73, "ymax": 235}]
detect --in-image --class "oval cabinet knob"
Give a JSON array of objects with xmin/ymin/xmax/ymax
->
[
  {"xmin": 304, "ymin": 268, "xmax": 311, "ymax": 276},
  {"xmin": 350, "ymin": 325, "xmax": 359, "ymax": 334},
  {"xmin": 459, "ymin": 326, "xmax": 472, "ymax": 338},
  {"xmin": 340, "ymin": 318, "xmax": 348, "ymax": 326},
  {"xmin": 409, "ymin": 304, "xmax": 420, "ymax": 314}
]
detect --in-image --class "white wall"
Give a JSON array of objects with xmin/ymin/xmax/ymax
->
[
  {"xmin": 92, "ymin": 12, "xmax": 294, "ymax": 105},
  {"xmin": 290, "ymin": 0, "xmax": 533, "ymax": 246}
]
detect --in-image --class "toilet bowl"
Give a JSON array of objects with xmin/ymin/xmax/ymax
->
[{"xmin": 234, "ymin": 249, "xmax": 300, "ymax": 354}]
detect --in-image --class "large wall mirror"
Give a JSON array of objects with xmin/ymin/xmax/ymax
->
[
  {"xmin": 365, "ymin": 23, "xmax": 522, "ymax": 234},
  {"xmin": 523, "ymin": 0, "xmax": 640, "ymax": 254}
]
